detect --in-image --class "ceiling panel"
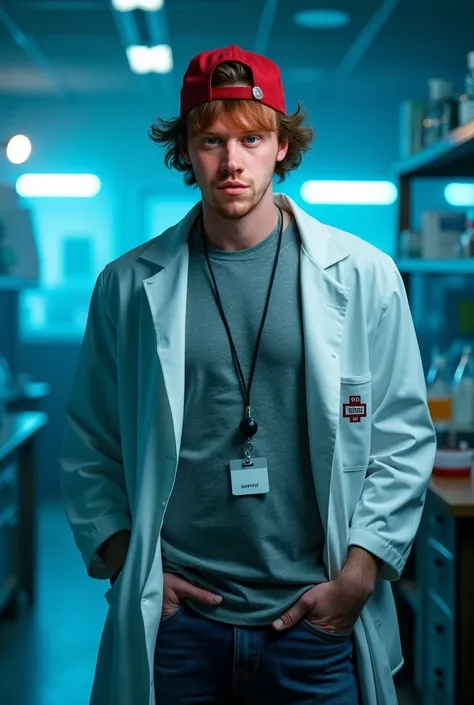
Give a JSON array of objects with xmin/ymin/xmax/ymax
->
[
  {"xmin": 4, "ymin": 2, "xmax": 115, "ymax": 35},
  {"xmin": 32, "ymin": 34, "xmax": 126, "ymax": 64},
  {"xmin": 0, "ymin": 0, "xmax": 473, "ymax": 101},
  {"xmin": 271, "ymin": 0, "xmax": 381, "ymax": 72}
]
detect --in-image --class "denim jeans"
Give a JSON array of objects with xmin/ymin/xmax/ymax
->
[{"xmin": 154, "ymin": 601, "xmax": 360, "ymax": 704}]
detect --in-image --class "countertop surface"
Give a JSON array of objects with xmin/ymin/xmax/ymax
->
[
  {"xmin": 429, "ymin": 475, "xmax": 474, "ymax": 516},
  {"xmin": 0, "ymin": 412, "xmax": 48, "ymax": 463}
]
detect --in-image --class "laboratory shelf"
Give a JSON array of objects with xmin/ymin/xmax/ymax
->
[
  {"xmin": 394, "ymin": 119, "xmax": 474, "ymax": 178},
  {"xmin": 396, "ymin": 258, "xmax": 474, "ymax": 274}
]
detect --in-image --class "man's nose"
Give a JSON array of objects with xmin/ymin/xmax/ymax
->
[{"xmin": 220, "ymin": 142, "xmax": 243, "ymax": 174}]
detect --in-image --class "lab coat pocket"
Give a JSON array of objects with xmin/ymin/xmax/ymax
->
[{"xmin": 340, "ymin": 373, "xmax": 371, "ymax": 471}]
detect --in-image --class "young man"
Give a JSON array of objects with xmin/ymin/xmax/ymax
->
[{"xmin": 61, "ymin": 45, "xmax": 436, "ymax": 705}]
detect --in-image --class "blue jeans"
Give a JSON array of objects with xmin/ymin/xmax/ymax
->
[{"xmin": 154, "ymin": 601, "xmax": 360, "ymax": 704}]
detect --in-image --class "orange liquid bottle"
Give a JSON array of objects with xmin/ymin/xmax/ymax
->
[{"xmin": 426, "ymin": 355, "xmax": 452, "ymax": 426}]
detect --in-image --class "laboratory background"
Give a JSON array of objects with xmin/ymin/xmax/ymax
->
[{"xmin": 0, "ymin": 0, "xmax": 474, "ymax": 704}]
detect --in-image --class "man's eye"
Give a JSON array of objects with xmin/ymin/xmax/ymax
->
[{"xmin": 244, "ymin": 136, "xmax": 259, "ymax": 144}]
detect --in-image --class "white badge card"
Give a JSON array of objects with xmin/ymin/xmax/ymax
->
[{"xmin": 230, "ymin": 457, "xmax": 269, "ymax": 496}]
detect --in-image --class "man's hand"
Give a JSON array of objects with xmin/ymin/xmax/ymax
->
[
  {"xmin": 98, "ymin": 530, "xmax": 131, "ymax": 580},
  {"xmin": 272, "ymin": 546, "xmax": 380, "ymax": 633},
  {"xmin": 162, "ymin": 573, "xmax": 223, "ymax": 617}
]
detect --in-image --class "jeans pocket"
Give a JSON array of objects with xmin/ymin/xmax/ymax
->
[
  {"xmin": 159, "ymin": 602, "xmax": 185, "ymax": 625},
  {"xmin": 301, "ymin": 618, "xmax": 352, "ymax": 641}
]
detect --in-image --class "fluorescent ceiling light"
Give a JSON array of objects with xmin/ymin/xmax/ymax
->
[
  {"xmin": 15, "ymin": 174, "xmax": 101, "ymax": 198},
  {"xmin": 444, "ymin": 183, "xmax": 474, "ymax": 207},
  {"xmin": 126, "ymin": 44, "xmax": 173, "ymax": 74},
  {"xmin": 6, "ymin": 134, "xmax": 32, "ymax": 164},
  {"xmin": 112, "ymin": 0, "xmax": 164, "ymax": 11},
  {"xmin": 301, "ymin": 181, "xmax": 398, "ymax": 205},
  {"xmin": 293, "ymin": 9, "xmax": 350, "ymax": 29}
]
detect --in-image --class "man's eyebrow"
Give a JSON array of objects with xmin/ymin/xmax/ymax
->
[{"xmin": 200, "ymin": 128, "xmax": 267, "ymax": 136}]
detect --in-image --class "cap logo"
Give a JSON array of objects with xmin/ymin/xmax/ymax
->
[{"xmin": 252, "ymin": 86, "xmax": 264, "ymax": 100}]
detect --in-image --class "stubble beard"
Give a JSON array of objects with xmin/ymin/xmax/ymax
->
[{"xmin": 209, "ymin": 165, "xmax": 276, "ymax": 221}]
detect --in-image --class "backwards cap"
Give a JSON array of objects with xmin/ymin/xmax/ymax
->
[{"xmin": 180, "ymin": 44, "xmax": 286, "ymax": 116}]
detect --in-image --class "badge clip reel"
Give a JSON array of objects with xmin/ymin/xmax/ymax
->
[{"xmin": 230, "ymin": 408, "xmax": 269, "ymax": 496}]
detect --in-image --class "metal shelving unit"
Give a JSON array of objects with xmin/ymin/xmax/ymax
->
[
  {"xmin": 394, "ymin": 119, "xmax": 474, "ymax": 284},
  {"xmin": 393, "ymin": 121, "xmax": 474, "ymax": 704}
]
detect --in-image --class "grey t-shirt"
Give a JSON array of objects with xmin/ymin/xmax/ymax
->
[{"xmin": 161, "ymin": 213, "xmax": 327, "ymax": 626}]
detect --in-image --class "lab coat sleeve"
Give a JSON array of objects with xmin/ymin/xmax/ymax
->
[
  {"xmin": 348, "ymin": 262, "xmax": 437, "ymax": 581},
  {"xmin": 60, "ymin": 268, "xmax": 131, "ymax": 579}
]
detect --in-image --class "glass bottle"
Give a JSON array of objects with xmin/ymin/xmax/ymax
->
[
  {"xmin": 452, "ymin": 346, "xmax": 474, "ymax": 427},
  {"xmin": 423, "ymin": 79, "xmax": 458, "ymax": 147},
  {"xmin": 460, "ymin": 209, "xmax": 474, "ymax": 258},
  {"xmin": 426, "ymin": 354, "xmax": 452, "ymax": 426}
]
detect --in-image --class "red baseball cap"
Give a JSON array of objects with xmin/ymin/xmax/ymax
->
[{"xmin": 180, "ymin": 45, "xmax": 286, "ymax": 116}]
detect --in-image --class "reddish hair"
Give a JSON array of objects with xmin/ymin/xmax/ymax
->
[{"xmin": 149, "ymin": 61, "xmax": 314, "ymax": 185}]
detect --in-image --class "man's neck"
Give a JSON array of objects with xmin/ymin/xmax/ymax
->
[{"xmin": 201, "ymin": 196, "xmax": 288, "ymax": 252}]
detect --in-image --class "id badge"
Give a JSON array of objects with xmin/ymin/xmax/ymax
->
[{"xmin": 230, "ymin": 457, "xmax": 269, "ymax": 496}]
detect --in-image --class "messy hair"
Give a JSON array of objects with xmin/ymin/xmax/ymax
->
[{"xmin": 149, "ymin": 61, "xmax": 314, "ymax": 185}]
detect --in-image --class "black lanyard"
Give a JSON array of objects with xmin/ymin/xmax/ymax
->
[{"xmin": 201, "ymin": 206, "xmax": 284, "ymax": 443}]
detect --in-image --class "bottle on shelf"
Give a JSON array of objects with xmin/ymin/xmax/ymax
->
[
  {"xmin": 426, "ymin": 353, "xmax": 452, "ymax": 426},
  {"xmin": 452, "ymin": 346, "xmax": 474, "ymax": 427},
  {"xmin": 459, "ymin": 51, "xmax": 474, "ymax": 126},
  {"xmin": 0, "ymin": 354, "xmax": 11, "ymax": 427},
  {"xmin": 423, "ymin": 78, "xmax": 459, "ymax": 147},
  {"xmin": 460, "ymin": 208, "xmax": 474, "ymax": 258}
]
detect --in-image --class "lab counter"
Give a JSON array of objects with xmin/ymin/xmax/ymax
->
[
  {"xmin": 0, "ymin": 412, "xmax": 48, "ymax": 618},
  {"xmin": 397, "ymin": 475, "xmax": 474, "ymax": 704}
]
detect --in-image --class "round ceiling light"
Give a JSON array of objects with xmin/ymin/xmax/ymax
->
[
  {"xmin": 6, "ymin": 134, "xmax": 32, "ymax": 165},
  {"xmin": 293, "ymin": 9, "xmax": 350, "ymax": 29}
]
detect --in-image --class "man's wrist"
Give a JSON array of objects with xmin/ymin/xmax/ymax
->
[{"xmin": 338, "ymin": 545, "xmax": 382, "ymax": 595}]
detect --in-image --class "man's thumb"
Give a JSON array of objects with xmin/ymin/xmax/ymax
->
[{"xmin": 272, "ymin": 605, "xmax": 304, "ymax": 631}]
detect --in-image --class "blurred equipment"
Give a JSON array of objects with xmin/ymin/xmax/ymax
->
[
  {"xmin": 0, "ymin": 183, "xmax": 39, "ymax": 280},
  {"xmin": 433, "ymin": 447, "xmax": 473, "ymax": 478},
  {"xmin": 459, "ymin": 51, "xmax": 474, "ymax": 126},
  {"xmin": 62, "ymin": 236, "xmax": 94, "ymax": 283},
  {"xmin": 460, "ymin": 208, "xmax": 474, "ymax": 257},
  {"xmin": 399, "ymin": 100, "xmax": 426, "ymax": 158},
  {"xmin": 423, "ymin": 78, "xmax": 459, "ymax": 147},
  {"xmin": 420, "ymin": 211, "xmax": 466, "ymax": 259}
]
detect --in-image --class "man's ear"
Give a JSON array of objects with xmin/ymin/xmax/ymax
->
[
  {"xmin": 276, "ymin": 136, "xmax": 289, "ymax": 163},
  {"xmin": 181, "ymin": 147, "xmax": 191, "ymax": 165}
]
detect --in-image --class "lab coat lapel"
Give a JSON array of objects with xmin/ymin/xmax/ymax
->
[
  {"xmin": 140, "ymin": 203, "xmax": 202, "ymax": 457},
  {"xmin": 279, "ymin": 196, "xmax": 351, "ymax": 537}
]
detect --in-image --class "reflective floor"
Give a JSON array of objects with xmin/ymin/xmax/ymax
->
[
  {"xmin": 0, "ymin": 502, "xmax": 417, "ymax": 705},
  {"xmin": 0, "ymin": 502, "xmax": 106, "ymax": 705}
]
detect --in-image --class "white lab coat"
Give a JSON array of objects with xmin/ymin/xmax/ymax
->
[{"xmin": 61, "ymin": 193, "xmax": 436, "ymax": 705}]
